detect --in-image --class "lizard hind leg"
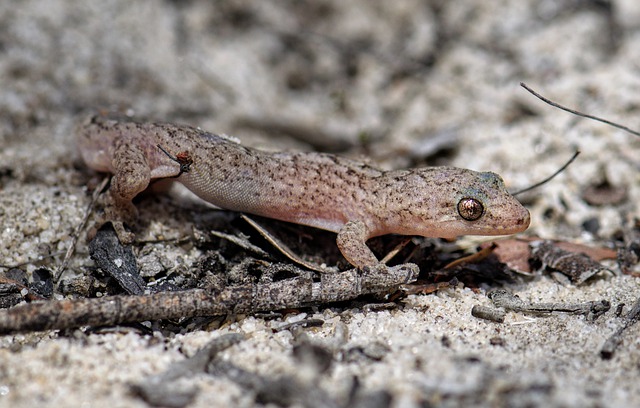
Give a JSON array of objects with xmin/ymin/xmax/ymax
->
[
  {"xmin": 110, "ymin": 137, "xmax": 153, "ymax": 203},
  {"xmin": 102, "ymin": 190, "xmax": 138, "ymax": 244},
  {"xmin": 102, "ymin": 139, "xmax": 152, "ymax": 244}
]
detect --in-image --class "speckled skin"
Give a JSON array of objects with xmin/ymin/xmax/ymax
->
[{"xmin": 76, "ymin": 114, "xmax": 530, "ymax": 268}]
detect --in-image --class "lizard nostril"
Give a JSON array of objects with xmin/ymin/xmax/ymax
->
[{"xmin": 519, "ymin": 210, "xmax": 531, "ymax": 227}]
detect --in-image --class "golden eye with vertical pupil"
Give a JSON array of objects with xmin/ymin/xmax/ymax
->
[{"xmin": 457, "ymin": 197, "xmax": 484, "ymax": 221}]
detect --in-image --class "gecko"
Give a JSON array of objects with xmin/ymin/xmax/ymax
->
[{"xmin": 76, "ymin": 114, "xmax": 530, "ymax": 269}]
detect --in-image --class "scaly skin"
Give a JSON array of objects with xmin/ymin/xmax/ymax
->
[{"xmin": 76, "ymin": 114, "xmax": 530, "ymax": 268}]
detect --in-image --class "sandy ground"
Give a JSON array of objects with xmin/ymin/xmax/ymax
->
[{"xmin": 1, "ymin": 1, "xmax": 640, "ymax": 407}]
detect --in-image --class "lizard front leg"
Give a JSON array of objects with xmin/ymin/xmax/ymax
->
[{"xmin": 336, "ymin": 220, "xmax": 380, "ymax": 269}]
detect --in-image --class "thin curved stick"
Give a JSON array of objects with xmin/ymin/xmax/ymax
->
[
  {"xmin": 520, "ymin": 82, "xmax": 640, "ymax": 137},
  {"xmin": 511, "ymin": 150, "xmax": 580, "ymax": 196}
]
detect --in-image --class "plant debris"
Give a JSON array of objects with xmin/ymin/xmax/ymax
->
[
  {"xmin": 530, "ymin": 240, "xmax": 611, "ymax": 285},
  {"xmin": 487, "ymin": 289, "xmax": 610, "ymax": 321},
  {"xmin": 131, "ymin": 333, "xmax": 245, "ymax": 407},
  {"xmin": 0, "ymin": 263, "xmax": 417, "ymax": 334},
  {"xmin": 88, "ymin": 224, "xmax": 146, "ymax": 295}
]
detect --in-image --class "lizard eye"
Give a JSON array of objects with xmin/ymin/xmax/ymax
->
[{"xmin": 458, "ymin": 197, "xmax": 484, "ymax": 221}]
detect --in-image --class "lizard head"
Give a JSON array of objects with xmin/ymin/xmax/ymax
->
[
  {"xmin": 442, "ymin": 169, "xmax": 530, "ymax": 238},
  {"xmin": 380, "ymin": 167, "xmax": 530, "ymax": 239}
]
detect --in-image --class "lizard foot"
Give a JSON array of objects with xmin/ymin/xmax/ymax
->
[{"xmin": 360, "ymin": 263, "xmax": 419, "ymax": 294}]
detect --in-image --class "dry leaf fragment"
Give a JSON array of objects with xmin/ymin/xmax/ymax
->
[{"xmin": 530, "ymin": 240, "xmax": 610, "ymax": 285}]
